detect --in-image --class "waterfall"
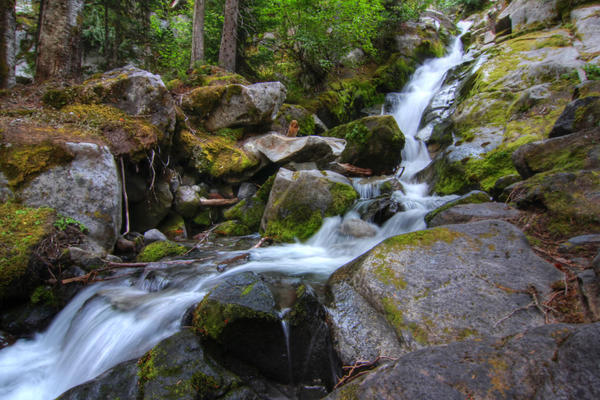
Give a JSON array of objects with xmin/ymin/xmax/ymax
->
[{"xmin": 0, "ymin": 23, "xmax": 472, "ymax": 400}]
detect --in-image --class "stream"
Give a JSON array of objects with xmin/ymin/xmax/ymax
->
[{"xmin": 0, "ymin": 22, "xmax": 471, "ymax": 400}]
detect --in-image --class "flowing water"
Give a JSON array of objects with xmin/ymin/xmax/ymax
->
[{"xmin": 0, "ymin": 22, "xmax": 471, "ymax": 400}]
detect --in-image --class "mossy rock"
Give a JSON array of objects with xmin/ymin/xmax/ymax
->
[
  {"xmin": 223, "ymin": 175, "xmax": 275, "ymax": 231},
  {"xmin": 213, "ymin": 221, "xmax": 252, "ymax": 237},
  {"xmin": 0, "ymin": 202, "xmax": 56, "ymax": 306},
  {"xmin": 373, "ymin": 54, "xmax": 417, "ymax": 93},
  {"xmin": 136, "ymin": 240, "xmax": 187, "ymax": 263},
  {"xmin": 271, "ymin": 104, "xmax": 317, "ymax": 136},
  {"xmin": 261, "ymin": 169, "xmax": 358, "ymax": 242},
  {"xmin": 175, "ymin": 130, "xmax": 261, "ymax": 183},
  {"xmin": 183, "ymin": 64, "xmax": 250, "ymax": 88},
  {"xmin": 158, "ymin": 212, "xmax": 187, "ymax": 240},
  {"xmin": 180, "ymin": 85, "xmax": 229, "ymax": 125},
  {"xmin": 327, "ymin": 115, "xmax": 405, "ymax": 174},
  {"xmin": 424, "ymin": 191, "xmax": 491, "ymax": 225}
]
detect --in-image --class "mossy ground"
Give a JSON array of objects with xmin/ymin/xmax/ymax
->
[
  {"xmin": 0, "ymin": 202, "xmax": 55, "ymax": 303},
  {"xmin": 214, "ymin": 221, "xmax": 252, "ymax": 237},
  {"xmin": 137, "ymin": 240, "xmax": 187, "ymax": 263}
]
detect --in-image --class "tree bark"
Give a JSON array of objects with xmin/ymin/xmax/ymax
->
[
  {"xmin": 190, "ymin": 0, "xmax": 205, "ymax": 67},
  {"xmin": 218, "ymin": 0, "xmax": 239, "ymax": 72},
  {"xmin": 0, "ymin": 0, "xmax": 16, "ymax": 88},
  {"xmin": 35, "ymin": 0, "xmax": 85, "ymax": 82}
]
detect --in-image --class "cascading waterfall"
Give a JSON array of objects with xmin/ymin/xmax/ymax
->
[{"xmin": 0, "ymin": 22, "xmax": 471, "ymax": 400}]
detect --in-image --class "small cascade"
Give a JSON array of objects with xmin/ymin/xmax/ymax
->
[
  {"xmin": 278, "ymin": 308, "xmax": 294, "ymax": 385},
  {"xmin": 0, "ymin": 22, "xmax": 474, "ymax": 400}
]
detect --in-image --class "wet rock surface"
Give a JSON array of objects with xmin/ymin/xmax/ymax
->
[{"xmin": 427, "ymin": 202, "xmax": 520, "ymax": 227}]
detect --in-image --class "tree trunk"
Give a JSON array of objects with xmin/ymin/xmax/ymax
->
[
  {"xmin": 218, "ymin": 0, "xmax": 238, "ymax": 72},
  {"xmin": 0, "ymin": 0, "xmax": 16, "ymax": 88},
  {"xmin": 35, "ymin": 0, "xmax": 85, "ymax": 82},
  {"xmin": 190, "ymin": 0, "xmax": 205, "ymax": 67}
]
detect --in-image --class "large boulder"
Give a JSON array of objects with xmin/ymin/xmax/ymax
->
[
  {"xmin": 572, "ymin": 4, "xmax": 600, "ymax": 55},
  {"xmin": 181, "ymin": 82, "xmax": 286, "ymax": 131},
  {"xmin": 327, "ymin": 220, "xmax": 562, "ymax": 362},
  {"xmin": 512, "ymin": 129, "xmax": 600, "ymax": 178},
  {"xmin": 548, "ymin": 96, "xmax": 600, "ymax": 138},
  {"xmin": 326, "ymin": 323, "xmax": 600, "ymax": 400},
  {"xmin": 326, "ymin": 115, "xmax": 405, "ymax": 174},
  {"xmin": 261, "ymin": 169, "xmax": 358, "ymax": 242},
  {"xmin": 223, "ymin": 175, "xmax": 275, "ymax": 232},
  {"xmin": 270, "ymin": 103, "xmax": 326, "ymax": 136},
  {"xmin": 130, "ymin": 179, "xmax": 172, "ymax": 234},
  {"xmin": 496, "ymin": 0, "xmax": 560, "ymax": 34},
  {"xmin": 16, "ymin": 142, "xmax": 121, "ymax": 251},
  {"xmin": 244, "ymin": 133, "xmax": 345, "ymax": 166},
  {"xmin": 427, "ymin": 202, "xmax": 521, "ymax": 227},
  {"xmin": 69, "ymin": 66, "xmax": 176, "ymax": 134},
  {"xmin": 424, "ymin": 190, "xmax": 489, "ymax": 226}
]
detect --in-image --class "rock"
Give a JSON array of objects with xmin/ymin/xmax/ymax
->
[
  {"xmin": 261, "ymin": 169, "xmax": 358, "ymax": 242},
  {"xmin": 181, "ymin": 82, "xmax": 286, "ymax": 131},
  {"xmin": 174, "ymin": 185, "xmax": 202, "ymax": 218},
  {"xmin": 572, "ymin": 5, "xmax": 600, "ymax": 55},
  {"xmin": 578, "ymin": 269, "xmax": 600, "ymax": 321},
  {"xmin": 326, "ymin": 115, "xmax": 405, "ymax": 174},
  {"xmin": 136, "ymin": 240, "xmax": 186, "ymax": 263},
  {"xmin": 428, "ymin": 202, "xmax": 521, "ymax": 227},
  {"xmin": 425, "ymin": 190, "xmax": 490, "ymax": 226},
  {"xmin": 593, "ymin": 250, "xmax": 600, "ymax": 276},
  {"xmin": 139, "ymin": 330, "xmax": 250, "ymax": 400},
  {"xmin": 158, "ymin": 212, "xmax": 187, "ymax": 240},
  {"xmin": 143, "ymin": 229, "xmax": 168, "ymax": 244},
  {"xmin": 65, "ymin": 246, "xmax": 108, "ymax": 270},
  {"xmin": 56, "ymin": 359, "xmax": 139, "ymax": 400},
  {"xmin": 327, "ymin": 220, "xmax": 562, "ymax": 358},
  {"xmin": 496, "ymin": 0, "xmax": 559, "ymax": 33},
  {"xmin": 270, "ymin": 103, "xmax": 320, "ymax": 136},
  {"xmin": 130, "ymin": 179, "xmax": 173, "ymax": 234},
  {"xmin": 491, "ymin": 174, "xmax": 522, "ymax": 200},
  {"xmin": 223, "ymin": 176, "xmax": 275, "ymax": 232},
  {"xmin": 193, "ymin": 273, "xmax": 340, "ymax": 388},
  {"xmin": 75, "ymin": 66, "xmax": 176, "ymax": 134},
  {"xmin": 558, "ymin": 234, "xmax": 600, "ymax": 254},
  {"xmin": 506, "ymin": 170, "xmax": 600, "ymax": 237},
  {"xmin": 549, "ymin": 97, "xmax": 600, "ymax": 138},
  {"xmin": 237, "ymin": 182, "xmax": 257, "ymax": 200},
  {"xmin": 244, "ymin": 133, "xmax": 345, "ymax": 166},
  {"xmin": 214, "ymin": 220, "xmax": 252, "ymax": 237},
  {"xmin": 325, "ymin": 323, "xmax": 600, "ymax": 400},
  {"xmin": 339, "ymin": 218, "xmax": 378, "ymax": 238},
  {"xmin": 0, "ymin": 172, "xmax": 13, "ymax": 202},
  {"xmin": 0, "ymin": 301, "xmax": 57, "ymax": 337},
  {"xmin": 18, "ymin": 142, "xmax": 121, "ymax": 251}
]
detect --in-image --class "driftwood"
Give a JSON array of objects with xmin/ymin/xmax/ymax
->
[
  {"xmin": 199, "ymin": 197, "xmax": 239, "ymax": 207},
  {"xmin": 334, "ymin": 356, "xmax": 398, "ymax": 389},
  {"xmin": 336, "ymin": 163, "xmax": 373, "ymax": 177}
]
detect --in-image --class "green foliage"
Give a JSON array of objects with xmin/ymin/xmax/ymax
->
[
  {"xmin": 584, "ymin": 63, "xmax": 600, "ymax": 81},
  {"xmin": 137, "ymin": 240, "xmax": 187, "ymax": 262},
  {"xmin": 54, "ymin": 215, "xmax": 88, "ymax": 233}
]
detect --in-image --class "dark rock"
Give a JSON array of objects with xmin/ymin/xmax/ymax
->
[
  {"xmin": 558, "ymin": 234, "xmax": 600, "ymax": 254},
  {"xmin": 0, "ymin": 302, "xmax": 57, "ymax": 337},
  {"xmin": 512, "ymin": 130, "xmax": 600, "ymax": 178},
  {"xmin": 237, "ymin": 183, "xmax": 258, "ymax": 200},
  {"xmin": 428, "ymin": 202, "xmax": 520, "ymax": 227},
  {"xmin": 131, "ymin": 180, "xmax": 173, "ymax": 233},
  {"xmin": 593, "ymin": 250, "xmax": 600, "ymax": 276},
  {"xmin": 327, "ymin": 220, "xmax": 562, "ymax": 360},
  {"xmin": 325, "ymin": 323, "xmax": 600, "ymax": 400},
  {"xmin": 549, "ymin": 96, "xmax": 600, "ymax": 138},
  {"xmin": 578, "ymin": 269, "xmax": 600, "ymax": 321},
  {"xmin": 491, "ymin": 174, "xmax": 522, "ymax": 200},
  {"xmin": 424, "ymin": 190, "xmax": 490, "ymax": 226},
  {"xmin": 56, "ymin": 359, "xmax": 139, "ymax": 400}
]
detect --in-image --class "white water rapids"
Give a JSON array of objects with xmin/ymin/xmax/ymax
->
[{"xmin": 0, "ymin": 22, "xmax": 471, "ymax": 400}]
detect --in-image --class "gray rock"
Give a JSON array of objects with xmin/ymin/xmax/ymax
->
[
  {"xmin": 270, "ymin": 104, "xmax": 316, "ymax": 136},
  {"xmin": 244, "ymin": 133, "xmax": 345, "ymax": 166},
  {"xmin": 549, "ymin": 97, "xmax": 600, "ymax": 138},
  {"xmin": 174, "ymin": 185, "xmax": 201, "ymax": 218},
  {"xmin": 237, "ymin": 182, "xmax": 258, "ymax": 200},
  {"xmin": 558, "ymin": 234, "xmax": 600, "ymax": 253},
  {"xmin": 143, "ymin": 229, "xmax": 168, "ymax": 244},
  {"xmin": 325, "ymin": 323, "xmax": 600, "ymax": 400},
  {"xmin": 327, "ymin": 220, "xmax": 562, "ymax": 359},
  {"xmin": 593, "ymin": 250, "xmax": 600, "ymax": 276},
  {"xmin": 56, "ymin": 359, "xmax": 139, "ymax": 400},
  {"xmin": 130, "ymin": 180, "xmax": 173, "ymax": 234},
  {"xmin": 496, "ymin": 0, "xmax": 559, "ymax": 33},
  {"xmin": 428, "ymin": 202, "xmax": 520, "ymax": 227},
  {"xmin": 578, "ymin": 269, "xmax": 600, "ymax": 321},
  {"xmin": 0, "ymin": 172, "xmax": 14, "ymax": 202},
  {"xmin": 572, "ymin": 5, "xmax": 600, "ymax": 55},
  {"xmin": 425, "ymin": 190, "xmax": 490, "ymax": 226},
  {"xmin": 339, "ymin": 218, "xmax": 378, "ymax": 238},
  {"xmin": 77, "ymin": 66, "xmax": 176, "ymax": 134},
  {"xmin": 18, "ymin": 142, "xmax": 121, "ymax": 251},
  {"xmin": 66, "ymin": 246, "xmax": 107, "ymax": 270}
]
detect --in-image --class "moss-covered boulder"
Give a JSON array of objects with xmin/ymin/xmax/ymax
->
[
  {"xmin": 512, "ymin": 129, "xmax": 600, "ymax": 179},
  {"xmin": 136, "ymin": 240, "xmax": 186, "ymax": 263},
  {"xmin": 270, "ymin": 103, "xmax": 322, "ymax": 136},
  {"xmin": 0, "ymin": 202, "xmax": 55, "ymax": 307},
  {"xmin": 327, "ymin": 220, "xmax": 561, "ymax": 362},
  {"xmin": 223, "ymin": 176, "xmax": 275, "ymax": 232},
  {"xmin": 549, "ymin": 96, "xmax": 600, "ymax": 138},
  {"xmin": 46, "ymin": 66, "xmax": 176, "ymax": 134},
  {"xmin": 213, "ymin": 221, "xmax": 252, "ymax": 237},
  {"xmin": 260, "ymin": 169, "xmax": 358, "ymax": 242},
  {"xmin": 158, "ymin": 212, "xmax": 187, "ymax": 240},
  {"xmin": 181, "ymin": 82, "xmax": 286, "ymax": 132},
  {"xmin": 506, "ymin": 170, "xmax": 600, "ymax": 237},
  {"xmin": 496, "ymin": 0, "xmax": 561, "ymax": 34},
  {"xmin": 175, "ymin": 130, "xmax": 262, "ymax": 183},
  {"xmin": 326, "ymin": 115, "xmax": 405, "ymax": 174}
]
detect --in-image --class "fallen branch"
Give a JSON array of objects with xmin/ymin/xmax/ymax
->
[
  {"xmin": 336, "ymin": 163, "xmax": 373, "ymax": 177},
  {"xmin": 199, "ymin": 197, "xmax": 239, "ymax": 207},
  {"xmin": 217, "ymin": 253, "xmax": 250, "ymax": 272},
  {"xmin": 252, "ymin": 237, "xmax": 272, "ymax": 249},
  {"xmin": 185, "ymin": 226, "xmax": 218, "ymax": 255},
  {"xmin": 334, "ymin": 356, "xmax": 397, "ymax": 389}
]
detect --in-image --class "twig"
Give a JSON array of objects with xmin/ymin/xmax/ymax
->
[
  {"xmin": 148, "ymin": 149, "xmax": 156, "ymax": 192},
  {"xmin": 252, "ymin": 237, "xmax": 272, "ymax": 249},
  {"xmin": 494, "ymin": 302, "xmax": 535, "ymax": 327},
  {"xmin": 199, "ymin": 197, "xmax": 239, "ymax": 206},
  {"xmin": 334, "ymin": 356, "xmax": 397, "ymax": 389},
  {"xmin": 184, "ymin": 226, "xmax": 218, "ymax": 256},
  {"xmin": 120, "ymin": 157, "xmax": 130, "ymax": 235}
]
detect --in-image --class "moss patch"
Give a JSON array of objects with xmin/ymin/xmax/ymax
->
[
  {"xmin": 265, "ymin": 207, "xmax": 324, "ymax": 242},
  {"xmin": 425, "ymin": 191, "xmax": 491, "ymax": 225},
  {"xmin": 214, "ymin": 221, "xmax": 252, "ymax": 237},
  {"xmin": 0, "ymin": 202, "xmax": 55, "ymax": 304},
  {"xmin": 137, "ymin": 240, "xmax": 187, "ymax": 262},
  {"xmin": 383, "ymin": 227, "xmax": 464, "ymax": 250}
]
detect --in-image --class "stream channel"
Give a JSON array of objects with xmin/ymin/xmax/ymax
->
[{"xmin": 0, "ymin": 22, "xmax": 471, "ymax": 400}]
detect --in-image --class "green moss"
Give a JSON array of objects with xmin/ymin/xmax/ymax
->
[
  {"xmin": 193, "ymin": 298, "xmax": 277, "ymax": 341},
  {"xmin": 374, "ymin": 262, "xmax": 407, "ymax": 289},
  {"xmin": 381, "ymin": 297, "xmax": 430, "ymax": 346},
  {"xmin": 30, "ymin": 285, "xmax": 56, "ymax": 305},
  {"xmin": 137, "ymin": 349, "xmax": 158, "ymax": 384},
  {"xmin": 534, "ymin": 34, "xmax": 571, "ymax": 49},
  {"xmin": 158, "ymin": 213, "xmax": 187, "ymax": 240},
  {"xmin": 0, "ymin": 142, "xmax": 74, "ymax": 190},
  {"xmin": 0, "ymin": 203, "xmax": 55, "ymax": 303},
  {"xmin": 327, "ymin": 183, "xmax": 359, "ymax": 215},
  {"xmin": 42, "ymin": 88, "xmax": 75, "ymax": 109},
  {"xmin": 181, "ymin": 85, "xmax": 227, "ymax": 120},
  {"xmin": 414, "ymin": 39, "xmax": 446, "ymax": 61},
  {"xmin": 265, "ymin": 207, "xmax": 324, "ymax": 242},
  {"xmin": 241, "ymin": 283, "xmax": 255, "ymax": 296},
  {"xmin": 373, "ymin": 54, "xmax": 416, "ymax": 93},
  {"xmin": 137, "ymin": 241, "xmax": 187, "ymax": 262},
  {"xmin": 193, "ymin": 209, "xmax": 213, "ymax": 227},
  {"xmin": 383, "ymin": 227, "xmax": 463, "ymax": 250},
  {"xmin": 214, "ymin": 221, "xmax": 252, "ymax": 237}
]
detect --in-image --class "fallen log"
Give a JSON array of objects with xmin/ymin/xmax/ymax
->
[
  {"xmin": 199, "ymin": 197, "xmax": 239, "ymax": 207},
  {"xmin": 336, "ymin": 163, "xmax": 373, "ymax": 177}
]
